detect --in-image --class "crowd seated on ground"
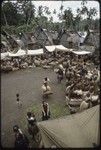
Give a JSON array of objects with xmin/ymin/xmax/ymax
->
[
  {"xmin": 1, "ymin": 56, "xmax": 40, "ymax": 73},
  {"xmin": 1, "ymin": 49, "xmax": 100, "ymax": 115},
  {"xmin": 64, "ymin": 53, "xmax": 100, "ymax": 113},
  {"xmin": 1, "ymin": 50, "xmax": 100, "ymax": 73},
  {"xmin": 1, "ymin": 50, "xmax": 100, "ymax": 114}
]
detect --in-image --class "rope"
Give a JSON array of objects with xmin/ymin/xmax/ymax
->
[{"xmin": 39, "ymin": 124, "xmax": 65, "ymax": 147}]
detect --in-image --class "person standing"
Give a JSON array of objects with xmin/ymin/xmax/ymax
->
[
  {"xmin": 16, "ymin": 93, "xmax": 22, "ymax": 108},
  {"xmin": 13, "ymin": 125, "xmax": 29, "ymax": 149},
  {"xmin": 27, "ymin": 112, "xmax": 39, "ymax": 142},
  {"xmin": 57, "ymin": 68, "xmax": 63, "ymax": 83},
  {"xmin": 42, "ymin": 101, "xmax": 50, "ymax": 121}
]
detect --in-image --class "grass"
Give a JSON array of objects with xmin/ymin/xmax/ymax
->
[
  {"xmin": 27, "ymin": 101, "xmax": 70, "ymax": 122},
  {"xmin": 21, "ymin": 102, "xmax": 70, "ymax": 148},
  {"xmin": 50, "ymin": 102, "xmax": 70, "ymax": 119}
]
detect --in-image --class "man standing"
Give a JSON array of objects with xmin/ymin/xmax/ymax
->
[
  {"xmin": 57, "ymin": 68, "xmax": 63, "ymax": 83},
  {"xmin": 13, "ymin": 125, "xmax": 29, "ymax": 148},
  {"xmin": 27, "ymin": 112, "xmax": 39, "ymax": 142},
  {"xmin": 42, "ymin": 101, "xmax": 50, "ymax": 121}
]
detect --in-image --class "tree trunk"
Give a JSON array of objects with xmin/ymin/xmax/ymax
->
[{"xmin": 2, "ymin": 8, "xmax": 8, "ymax": 26}]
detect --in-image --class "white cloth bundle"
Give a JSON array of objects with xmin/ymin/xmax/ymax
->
[{"xmin": 42, "ymin": 85, "xmax": 51, "ymax": 93}]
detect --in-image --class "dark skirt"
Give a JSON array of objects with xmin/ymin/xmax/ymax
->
[
  {"xmin": 42, "ymin": 111, "xmax": 50, "ymax": 121},
  {"xmin": 28, "ymin": 123, "xmax": 39, "ymax": 136}
]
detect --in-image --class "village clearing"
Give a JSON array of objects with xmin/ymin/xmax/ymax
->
[{"xmin": 1, "ymin": 67, "xmax": 70, "ymax": 148}]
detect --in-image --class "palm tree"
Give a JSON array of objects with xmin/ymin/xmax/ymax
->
[
  {"xmin": 74, "ymin": 15, "xmax": 82, "ymax": 31},
  {"xmin": 87, "ymin": 8, "xmax": 97, "ymax": 28},
  {"xmin": 60, "ymin": 4, "xmax": 64, "ymax": 15},
  {"xmin": 44, "ymin": 6, "xmax": 51, "ymax": 15},
  {"xmin": 38, "ymin": 5, "xmax": 43, "ymax": 17},
  {"xmin": 78, "ymin": 0, "xmax": 97, "ymax": 30},
  {"xmin": 2, "ymin": 6, "xmax": 8, "ymax": 26}
]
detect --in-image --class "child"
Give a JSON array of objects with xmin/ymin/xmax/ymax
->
[{"xmin": 16, "ymin": 93, "xmax": 22, "ymax": 108}]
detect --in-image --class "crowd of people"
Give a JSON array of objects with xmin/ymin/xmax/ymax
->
[
  {"xmin": 13, "ymin": 99, "xmax": 51, "ymax": 148},
  {"xmin": 64, "ymin": 54, "xmax": 100, "ymax": 113},
  {"xmin": 13, "ymin": 111, "xmax": 42, "ymax": 148},
  {"xmin": 14, "ymin": 81, "xmax": 52, "ymax": 148},
  {"xmin": 1, "ymin": 52, "xmax": 62, "ymax": 73},
  {"xmin": 1, "ymin": 50, "xmax": 100, "ymax": 73},
  {"xmin": 1, "ymin": 56, "xmax": 41, "ymax": 73},
  {"xmin": 3, "ymin": 50, "xmax": 99, "ymax": 148}
]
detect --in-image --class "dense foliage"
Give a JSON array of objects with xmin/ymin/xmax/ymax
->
[{"xmin": 1, "ymin": 0, "xmax": 100, "ymax": 34}]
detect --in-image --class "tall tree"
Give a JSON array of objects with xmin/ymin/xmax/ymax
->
[
  {"xmin": 20, "ymin": 0, "xmax": 36, "ymax": 25},
  {"xmin": 1, "ymin": 2, "xmax": 8, "ymax": 26},
  {"xmin": 1, "ymin": 1, "xmax": 19, "ymax": 26},
  {"xmin": 38, "ymin": 5, "xmax": 43, "ymax": 17},
  {"xmin": 62, "ymin": 8, "xmax": 74, "ymax": 29},
  {"xmin": 76, "ymin": 0, "xmax": 97, "ymax": 30},
  {"xmin": 60, "ymin": 4, "xmax": 64, "ymax": 14},
  {"xmin": 73, "ymin": 14, "xmax": 82, "ymax": 31}
]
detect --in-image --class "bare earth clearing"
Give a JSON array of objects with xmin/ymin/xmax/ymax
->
[{"xmin": 1, "ymin": 67, "xmax": 70, "ymax": 148}]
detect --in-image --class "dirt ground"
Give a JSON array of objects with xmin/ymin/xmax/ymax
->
[{"xmin": 1, "ymin": 67, "xmax": 70, "ymax": 148}]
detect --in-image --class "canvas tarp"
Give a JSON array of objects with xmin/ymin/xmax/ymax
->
[
  {"xmin": 38, "ymin": 105, "xmax": 100, "ymax": 148},
  {"xmin": 8, "ymin": 48, "xmax": 44, "ymax": 57},
  {"xmin": 55, "ymin": 45, "xmax": 73, "ymax": 52},
  {"xmin": 45, "ymin": 45, "xmax": 72, "ymax": 52},
  {"xmin": 8, "ymin": 49, "xmax": 26, "ymax": 57},
  {"xmin": 45, "ymin": 45, "xmax": 56, "ymax": 52},
  {"xmin": 27, "ymin": 49, "xmax": 44, "ymax": 55},
  {"xmin": 1, "ymin": 52, "xmax": 9, "ymax": 60},
  {"xmin": 72, "ymin": 50, "xmax": 92, "ymax": 55}
]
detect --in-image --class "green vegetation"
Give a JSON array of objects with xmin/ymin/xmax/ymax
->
[
  {"xmin": 27, "ymin": 101, "xmax": 70, "ymax": 122},
  {"xmin": 50, "ymin": 102, "xmax": 70, "ymax": 119},
  {"xmin": 1, "ymin": 0, "xmax": 99, "ymax": 35}
]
